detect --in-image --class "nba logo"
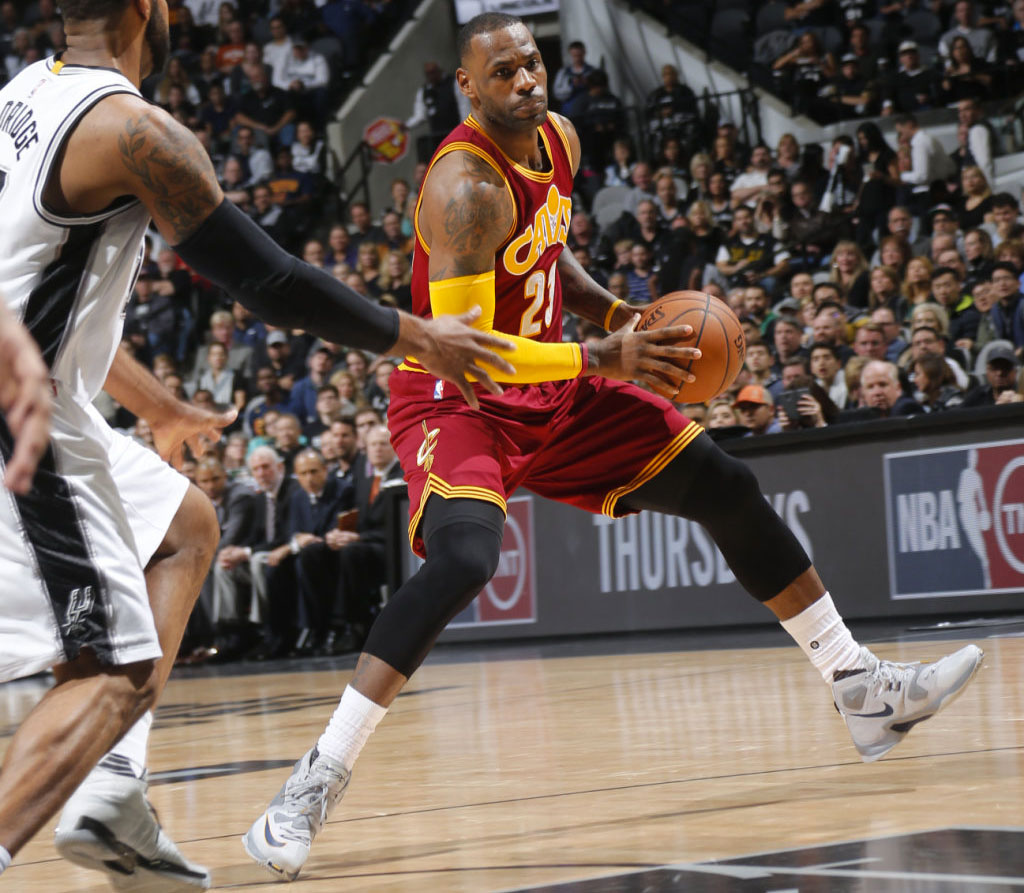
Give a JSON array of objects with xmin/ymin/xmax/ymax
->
[
  {"xmin": 885, "ymin": 439, "xmax": 1024, "ymax": 597},
  {"xmin": 433, "ymin": 379, "xmax": 444, "ymax": 400}
]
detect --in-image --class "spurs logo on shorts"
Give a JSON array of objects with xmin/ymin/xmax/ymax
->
[
  {"xmin": 63, "ymin": 586, "xmax": 95, "ymax": 637},
  {"xmin": 417, "ymin": 421, "xmax": 440, "ymax": 473}
]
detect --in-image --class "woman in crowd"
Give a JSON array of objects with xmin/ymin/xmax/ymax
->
[
  {"xmin": 910, "ymin": 301, "xmax": 952, "ymax": 340},
  {"xmin": 192, "ymin": 342, "xmax": 248, "ymax": 412},
  {"xmin": 687, "ymin": 200, "xmax": 723, "ymax": 270},
  {"xmin": 912, "ymin": 353, "xmax": 963, "ymax": 412},
  {"xmin": 957, "ymin": 166, "xmax": 994, "ymax": 231},
  {"xmin": 868, "ymin": 264, "xmax": 902, "ymax": 312},
  {"xmin": 604, "ymin": 138, "xmax": 635, "ymax": 187},
  {"xmin": 687, "ymin": 152, "xmax": 712, "ymax": 203},
  {"xmin": 939, "ymin": 35, "xmax": 992, "ymax": 103},
  {"xmin": 154, "ymin": 56, "xmax": 202, "ymax": 107},
  {"xmin": 830, "ymin": 240, "xmax": 871, "ymax": 307},
  {"xmin": 656, "ymin": 136, "xmax": 689, "ymax": 181},
  {"xmin": 355, "ymin": 242, "xmax": 384, "ymax": 297},
  {"xmin": 712, "ymin": 134, "xmax": 741, "ymax": 186},
  {"xmin": 376, "ymin": 250, "xmax": 413, "ymax": 312},
  {"xmin": 291, "ymin": 120, "xmax": 325, "ymax": 176},
  {"xmin": 328, "ymin": 370, "xmax": 364, "ymax": 415},
  {"xmin": 898, "ymin": 255, "xmax": 935, "ymax": 320},
  {"xmin": 772, "ymin": 32, "xmax": 836, "ymax": 116},
  {"xmin": 878, "ymin": 233, "xmax": 912, "ymax": 277},
  {"xmin": 706, "ymin": 398, "xmax": 740, "ymax": 429},
  {"xmin": 854, "ymin": 122, "xmax": 899, "ymax": 249}
]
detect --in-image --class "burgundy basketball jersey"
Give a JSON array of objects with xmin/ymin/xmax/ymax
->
[{"xmin": 409, "ymin": 114, "xmax": 574, "ymax": 345}]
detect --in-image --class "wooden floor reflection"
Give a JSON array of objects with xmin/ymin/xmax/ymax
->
[{"xmin": 3, "ymin": 632, "xmax": 1023, "ymax": 891}]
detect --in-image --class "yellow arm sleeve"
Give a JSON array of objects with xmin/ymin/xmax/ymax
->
[{"xmin": 427, "ymin": 271, "xmax": 585, "ymax": 383}]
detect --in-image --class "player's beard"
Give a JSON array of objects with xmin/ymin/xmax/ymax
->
[{"xmin": 144, "ymin": 1, "xmax": 171, "ymax": 77}]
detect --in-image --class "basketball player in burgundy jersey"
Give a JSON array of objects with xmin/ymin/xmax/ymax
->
[{"xmin": 244, "ymin": 12, "xmax": 983, "ymax": 881}]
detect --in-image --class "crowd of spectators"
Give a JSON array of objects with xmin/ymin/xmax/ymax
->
[{"xmin": 7, "ymin": 2, "xmax": 1024, "ymax": 662}]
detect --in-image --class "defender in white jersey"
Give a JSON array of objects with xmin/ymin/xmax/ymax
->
[{"xmin": 0, "ymin": 0, "xmax": 514, "ymax": 885}]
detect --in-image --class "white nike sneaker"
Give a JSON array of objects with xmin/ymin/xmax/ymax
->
[
  {"xmin": 242, "ymin": 747, "xmax": 350, "ymax": 881},
  {"xmin": 55, "ymin": 755, "xmax": 211, "ymax": 891},
  {"xmin": 833, "ymin": 644, "xmax": 983, "ymax": 763}
]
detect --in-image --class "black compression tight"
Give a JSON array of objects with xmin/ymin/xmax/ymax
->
[
  {"xmin": 620, "ymin": 433, "xmax": 812, "ymax": 602},
  {"xmin": 362, "ymin": 497, "xmax": 504, "ymax": 677}
]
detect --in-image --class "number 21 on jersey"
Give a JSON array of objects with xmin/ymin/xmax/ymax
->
[{"xmin": 520, "ymin": 261, "xmax": 555, "ymax": 337}]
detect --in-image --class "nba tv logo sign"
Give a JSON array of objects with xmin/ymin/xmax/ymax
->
[
  {"xmin": 449, "ymin": 495, "xmax": 537, "ymax": 627},
  {"xmin": 884, "ymin": 439, "xmax": 1024, "ymax": 598}
]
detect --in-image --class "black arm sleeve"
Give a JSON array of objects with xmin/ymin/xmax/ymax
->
[{"xmin": 174, "ymin": 199, "xmax": 400, "ymax": 354}]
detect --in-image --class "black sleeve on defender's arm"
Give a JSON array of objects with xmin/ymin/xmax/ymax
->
[{"xmin": 174, "ymin": 199, "xmax": 400, "ymax": 354}]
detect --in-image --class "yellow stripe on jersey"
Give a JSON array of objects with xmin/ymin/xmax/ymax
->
[
  {"xmin": 51, "ymin": 60, "xmax": 64, "ymax": 74},
  {"xmin": 413, "ymin": 141, "xmax": 517, "ymax": 257},
  {"xmin": 547, "ymin": 114, "xmax": 573, "ymax": 169},
  {"xmin": 426, "ymin": 271, "xmax": 583, "ymax": 384},
  {"xmin": 601, "ymin": 422, "xmax": 704, "ymax": 517}
]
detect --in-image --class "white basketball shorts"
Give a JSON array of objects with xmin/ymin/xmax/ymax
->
[{"xmin": 0, "ymin": 388, "xmax": 189, "ymax": 682}]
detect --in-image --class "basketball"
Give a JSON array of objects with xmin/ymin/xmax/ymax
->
[{"xmin": 636, "ymin": 290, "xmax": 746, "ymax": 404}]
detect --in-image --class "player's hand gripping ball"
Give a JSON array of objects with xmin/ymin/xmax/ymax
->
[{"xmin": 637, "ymin": 291, "xmax": 746, "ymax": 403}]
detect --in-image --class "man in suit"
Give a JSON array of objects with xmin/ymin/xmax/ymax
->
[
  {"xmin": 275, "ymin": 449, "xmax": 351, "ymax": 654},
  {"xmin": 192, "ymin": 457, "xmax": 258, "ymax": 660},
  {"xmin": 215, "ymin": 445, "xmax": 300, "ymax": 658},
  {"xmin": 316, "ymin": 425, "xmax": 403, "ymax": 655}
]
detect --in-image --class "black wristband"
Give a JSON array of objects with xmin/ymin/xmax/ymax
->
[{"xmin": 174, "ymin": 199, "xmax": 400, "ymax": 354}]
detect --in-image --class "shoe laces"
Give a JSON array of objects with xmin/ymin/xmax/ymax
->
[
  {"xmin": 282, "ymin": 763, "xmax": 347, "ymax": 834},
  {"xmin": 865, "ymin": 649, "xmax": 917, "ymax": 692}
]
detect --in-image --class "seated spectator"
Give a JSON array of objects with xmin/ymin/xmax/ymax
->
[
  {"xmin": 775, "ymin": 373, "xmax": 836, "ymax": 430},
  {"xmin": 289, "ymin": 345, "xmax": 337, "ymax": 428},
  {"xmin": 706, "ymin": 171, "xmax": 734, "ymax": 230},
  {"xmin": 733, "ymin": 384, "xmax": 782, "ymax": 436},
  {"xmin": 625, "ymin": 242, "xmax": 658, "ymax": 304},
  {"xmin": 218, "ymin": 156, "xmax": 250, "ymax": 207},
  {"xmin": 812, "ymin": 303, "xmax": 856, "ymax": 364},
  {"xmin": 348, "ymin": 201, "xmax": 386, "ymax": 253},
  {"xmin": 811, "ymin": 341, "xmax": 849, "ymax": 407},
  {"xmin": 279, "ymin": 37, "xmax": 330, "ymax": 124},
  {"xmin": 730, "ymin": 144, "xmax": 774, "ymax": 210},
  {"xmin": 328, "ymin": 370, "xmax": 364, "ymax": 415},
  {"xmin": 607, "ymin": 271, "xmax": 630, "ymax": 303},
  {"xmin": 911, "ymin": 352, "xmax": 964, "ymax": 412},
  {"xmin": 355, "ymin": 241, "xmax": 384, "ymax": 297},
  {"xmin": 345, "ymin": 349, "xmax": 370, "ymax": 395},
  {"xmin": 899, "ymin": 255, "xmax": 934, "ymax": 319},
  {"xmin": 552, "ymin": 39, "xmax": 596, "ymax": 117},
  {"xmin": 232, "ymin": 65, "xmax": 296, "ymax": 148},
  {"xmin": 261, "ymin": 329, "xmax": 305, "ymax": 391},
  {"xmin": 777, "ymin": 178, "xmax": 843, "ymax": 272},
  {"xmin": 309, "ymin": 425, "xmax": 402, "ymax": 655},
  {"xmin": 199, "ymin": 82, "xmax": 236, "ymax": 154},
  {"xmin": 845, "ymin": 359, "xmax": 924, "ymax": 419},
  {"xmin": 989, "ymin": 261, "xmax": 1024, "ymax": 345},
  {"xmin": 853, "ymin": 321, "xmax": 890, "ymax": 362},
  {"xmin": 716, "ymin": 205, "xmax": 790, "ymax": 293},
  {"xmin": 377, "ymin": 250, "xmax": 413, "ymax": 312},
  {"xmin": 124, "ymin": 272, "xmax": 179, "ymax": 363},
  {"xmin": 868, "ymin": 264, "xmax": 902, "ymax": 313},
  {"xmin": 930, "ymin": 265, "xmax": 980, "ymax": 353},
  {"xmin": 957, "ymin": 166, "xmax": 994, "ymax": 231},
  {"xmin": 380, "ymin": 211, "xmax": 412, "ymax": 256},
  {"xmin": 365, "ymin": 360, "xmax": 396, "ymax": 415},
  {"xmin": 655, "ymin": 136, "xmax": 688, "ymax": 181},
  {"xmin": 645, "ymin": 64, "xmax": 699, "ymax": 158},
  {"xmin": 190, "ymin": 341, "xmax": 248, "ymax": 411},
  {"xmin": 877, "ymin": 233, "xmax": 912, "ymax": 276},
  {"xmin": 829, "ymin": 240, "xmax": 871, "ymax": 307},
  {"xmin": 249, "ymin": 182, "xmax": 284, "ymax": 243},
  {"xmin": 822, "ymin": 136, "xmax": 862, "ymax": 215},
  {"xmin": 283, "ymin": 448, "xmax": 355, "ymax": 655},
  {"xmin": 938, "ymin": 35, "xmax": 993, "ymax": 103},
  {"xmin": 772, "ymin": 31, "xmax": 835, "ymax": 116},
  {"xmin": 326, "ymin": 223, "xmax": 356, "ymax": 267},
  {"xmin": 744, "ymin": 338, "xmax": 779, "ymax": 392},
  {"xmin": 939, "ymin": 0, "xmax": 997, "ymax": 63},
  {"xmin": 775, "ymin": 133, "xmax": 802, "ymax": 180},
  {"xmin": 216, "ymin": 18, "xmax": 245, "ymax": 73},
  {"xmin": 228, "ymin": 41, "xmax": 268, "ymax": 98},
  {"xmin": 706, "ymin": 398, "xmax": 740, "ymax": 429},
  {"xmin": 825, "ymin": 53, "xmax": 876, "ymax": 120},
  {"xmin": 963, "ymin": 227, "xmax": 995, "ymax": 286},
  {"xmin": 883, "ymin": 42, "xmax": 938, "ymax": 116},
  {"xmin": 653, "ymin": 171, "xmax": 684, "ymax": 225},
  {"xmin": 267, "ymin": 146, "xmax": 316, "ymax": 226},
  {"xmin": 903, "ymin": 322, "xmax": 972, "ymax": 388},
  {"xmin": 687, "ymin": 152, "xmax": 712, "ymax": 203},
  {"xmin": 957, "ymin": 98, "xmax": 997, "ymax": 187},
  {"xmin": 711, "ymin": 133, "xmax": 741, "ymax": 186},
  {"xmin": 985, "ymin": 193, "xmax": 1024, "ymax": 249},
  {"xmin": 603, "ymin": 137, "xmax": 635, "ymax": 188},
  {"xmin": 231, "ymin": 125, "xmax": 273, "ymax": 186},
  {"xmin": 243, "ymin": 365, "xmax": 291, "ymax": 437},
  {"xmin": 194, "ymin": 308, "xmax": 254, "ymax": 379},
  {"xmin": 686, "ymin": 200, "xmax": 722, "ymax": 269},
  {"xmin": 961, "ymin": 341, "xmax": 1021, "ymax": 404},
  {"xmin": 290, "ymin": 119, "xmax": 325, "ymax": 176},
  {"xmin": 155, "ymin": 56, "xmax": 201, "ymax": 107},
  {"xmin": 568, "ymin": 210, "xmax": 613, "ymax": 270},
  {"xmin": 771, "ymin": 314, "xmax": 808, "ymax": 373}
]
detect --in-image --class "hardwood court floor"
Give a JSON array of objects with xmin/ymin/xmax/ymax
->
[{"xmin": 3, "ymin": 627, "xmax": 1023, "ymax": 891}]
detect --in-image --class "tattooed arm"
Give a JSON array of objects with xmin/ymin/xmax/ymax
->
[{"xmin": 49, "ymin": 95, "xmax": 513, "ymax": 408}]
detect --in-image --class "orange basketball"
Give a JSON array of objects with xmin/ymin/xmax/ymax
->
[{"xmin": 636, "ymin": 290, "xmax": 746, "ymax": 404}]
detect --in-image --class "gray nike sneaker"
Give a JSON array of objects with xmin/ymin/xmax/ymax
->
[
  {"xmin": 833, "ymin": 644, "xmax": 984, "ymax": 762},
  {"xmin": 242, "ymin": 747, "xmax": 350, "ymax": 881},
  {"xmin": 55, "ymin": 756, "xmax": 211, "ymax": 891}
]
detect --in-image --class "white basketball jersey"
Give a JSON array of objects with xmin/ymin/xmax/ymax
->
[{"xmin": 0, "ymin": 57, "xmax": 151, "ymax": 403}]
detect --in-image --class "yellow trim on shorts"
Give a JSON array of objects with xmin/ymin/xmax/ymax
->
[
  {"xmin": 413, "ymin": 141, "xmax": 517, "ymax": 256},
  {"xmin": 601, "ymin": 422, "xmax": 704, "ymax": 517},
  {"xmin": 408, "ymin": 472, "xmax": 508, "ymax": 552}
]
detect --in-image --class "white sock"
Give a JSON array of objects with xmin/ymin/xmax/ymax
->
[
  {"xmin": 0, "ymin": 844, "xmax": 11, "ymax": 874},
  {"xmin": 316, "ymin": 686, "xmax": 387, "ymax": 772},
  {"xmin": 780, "ymin": 593, "xmax": 866, "ymax": 683},
  {"xmin": 104, "ymin": 710, "xmax": 152, "ymax": 777}
]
